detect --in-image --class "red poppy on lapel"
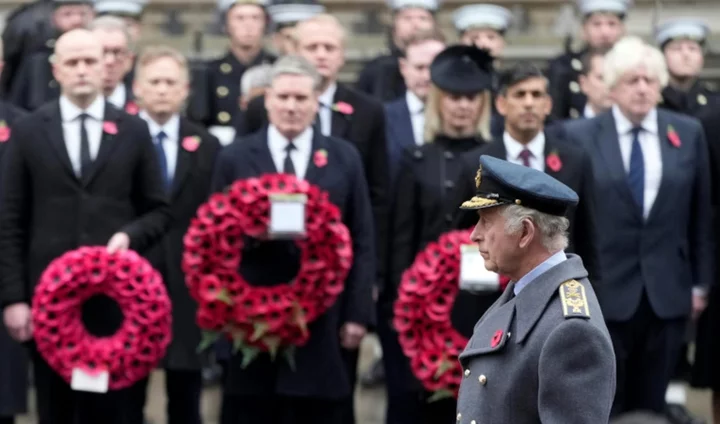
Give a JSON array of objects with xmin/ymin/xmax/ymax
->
[
  {"xmin": 313, "ymin": 149, "xmax": 328, "ymax": 167},
  {"xmin": 545, "ymin": 151, "xmax": 562, "ymax": 172},
  {"xmin": 182, "ymin": 136, "xmax": 201, "ymax": 152},
  {"xmin": 0, "ymin": 120, "xmax": 10, "ymax": 142},
  {"xmin": 103, "ymin": 121, "xmax": 118, "ymax": 135},
  {"xmin": 332, "ymin": 101, "xmax": 354, "ymax": 115},
  {"xmin": 125, "ymin": 101, "xmax": 139, "ymax": 115},
  {"xmin": 499, "ymin": 275, "xmax": 511, "ymax": 291},
  {"xmin": 667, "ymin": 125, "xmax": 681, "ymax": 148},
  {"xmin": 490, "ymin": 329, "xmax": 503, "ymax": 348}
]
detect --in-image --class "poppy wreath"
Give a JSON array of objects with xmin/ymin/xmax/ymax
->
[
  {"xmin": 394, "ymin": 229, "xmax": 475, "ymax": 400},
  {"xmin": 182, "ymin": 173, "xmax": 353, "ymax": 366},
  {"xmin": 32, "ymin": 246, "xmax": 172, "ymax": 390}
]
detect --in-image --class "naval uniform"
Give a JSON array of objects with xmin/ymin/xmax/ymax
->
[
  {"xmin": 660, "ymin": 81, "xmax": 717, "ymax": 118},
  {"xmin": 547, "ymin": 49, "xmax": 587, "ymax": 121}
]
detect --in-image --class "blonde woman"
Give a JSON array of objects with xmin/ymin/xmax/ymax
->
[{"xmin": 385, "ymin": 44, "xmax": 493, "ymax": 423}]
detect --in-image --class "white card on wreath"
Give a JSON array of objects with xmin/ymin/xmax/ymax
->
[
  {"xmin": 269, "ymin": 193, "xmax": 307, "ymax": 239},
  {"xmin": 459, "ymin": 244, "xmax": 500, "ymax": 292},
  {"xmin": 208, "ymin": 126, "xmax": 236, "ymax": 146},
  {"xmin": 71, "ymin": 367, "xmax": 109, "ymax": 393}
]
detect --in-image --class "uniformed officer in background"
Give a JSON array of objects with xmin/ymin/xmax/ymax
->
[
  {"xmin": 7, "ymin": 0, "xmax": 94, "ymax": 111},
  {"xmin": 547, "ymin": 0, "xmax": 630, "ymax": 120},
  {"xmin": 456, "ymin": 155, "xmax": 616, "ymax": 424},
  {"xmin": 452, "ymin": 3, "xmax": 512, "ymax": 139},
  {"xmin": 194, "ymin": 0, "xmax": 276, "ymax": 144},
  {"xmin": 355, "ymin": 0, "xmax": 438, "ymax": 102},
  {"xmin": 656, "ymin": 18, "xmax": 716, "ymax": 117},
  {"xmin": 267, "ymin": 1, "xmax": 325, "ymax": 56}
]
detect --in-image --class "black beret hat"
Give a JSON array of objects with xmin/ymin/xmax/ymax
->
[{"xmin": 430, "ymin": 44, "xmax": 494, "ymax": 94}]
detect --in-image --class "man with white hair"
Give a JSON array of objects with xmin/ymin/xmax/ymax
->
[
  {"xmin": 455, "ymin": 154, "xmax": 615, "ymax": 423},
  {"xmin": 89, "ymin": 16, "xmax": 138, "ymax": 112},
  {"xmin": 564, "ymin": 35, "xmax": 714, "ymax": 417}
]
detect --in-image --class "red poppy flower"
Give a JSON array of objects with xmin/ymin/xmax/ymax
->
[
  {"xmin": 491, "ymin": 329, "xmax": 503, "ymax": 348},
  {"xmin": 546, "ymin": 152, "xmax": 562, "ymax": 172},
  {"xmin": 667, "ymin": 125, "xmax": 682, "ymax": 148}
]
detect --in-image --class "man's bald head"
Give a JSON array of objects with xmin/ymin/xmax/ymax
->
[{"xmin": 52, "ymin": 28, "xmax": 104, "ymax": 104}]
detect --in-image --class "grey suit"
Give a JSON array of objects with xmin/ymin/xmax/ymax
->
[{"xmin": 456, "ymin": 254, "xmax": 616, "ymax": 424}]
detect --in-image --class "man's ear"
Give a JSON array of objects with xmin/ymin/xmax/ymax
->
[
  {"xmin": 518, "ymin": 218, "xmax": 535, "ymax": 249},
  {"xmin": 495, "ymin": 94, "xmax": 507, "ymax": 116}
]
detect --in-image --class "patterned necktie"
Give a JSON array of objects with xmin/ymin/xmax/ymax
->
[
  {"xmin": 78, "ymin": 113, "xmax": 91, "ymax": 177},
  {"xmin": 627, "ymin": 126, "xmax": 645, "ymax": 213},
  {"xmin": 518, "ymin": 149, "xmax": 532, "ymax": 167},
  {"xmin": 154, "ymin": 131, "xmax": 171, "ymax": 192},
  {"xmin": 283, "ymin": 142, "xmax": 296, "ymax": 175}
]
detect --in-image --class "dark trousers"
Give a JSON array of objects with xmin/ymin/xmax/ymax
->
[
  {"xmin": 32, "ymin": 347, "xmax": 147, "ymax": 424},
  {"xmin": 133, "ymin": 369, "xmax": 202, "ymax": 424},
  {"xmin": 341, "ymin": 347, "xmax": 359, "ymax": 424},
  {"xmin": 607, "ymin": 291, "xmax": 686, "ymax": 416},
  {"xmin": 220, "ymin": 394, "xmax": 343, "ymax": 424}
]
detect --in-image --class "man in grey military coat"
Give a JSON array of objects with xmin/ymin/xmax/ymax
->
[{"xmin": 455, "ymin": 155, "xmax": 616, "ymax": 423}]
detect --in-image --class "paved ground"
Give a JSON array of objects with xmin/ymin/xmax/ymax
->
[{"xmin": 13, "ymin": 335, "xmax": 715, "ymax": 423}]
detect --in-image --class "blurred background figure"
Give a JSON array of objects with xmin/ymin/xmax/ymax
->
[{"xmin": 267, "ymin": 1, "xmax": 325, "ymax": 56}]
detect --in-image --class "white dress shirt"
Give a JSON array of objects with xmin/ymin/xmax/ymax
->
[
  {"xmin": 584, "ymin": 104, "xmax": 597, "ymax": 119},
  {"xmin": 405, "ymin": 90, "xmax": 425, "ymax": 146},
  {"xmin": 268, "ymin": 125, "xmax": 313, "ymax": 180},
  {"xmin": 140, "ymin": 111, "xmax": 180, "ymax": 180},
  {"xmin": 59, "ymin": 95, "xmax": 105, "ymax": 176},
  {"xmin": 317, "ymin": 83, "xmax": 337, "ymax": 137},
  {"xmin": 107, "ymin": 84, "xmax": 127, "ymax": 110},
  {"xmin": 502, "ymin": 131, "xmax": 546, "ymax": 171},
  {"xmin": 612, "ymin": 105, "xmax": 663, "ymax": 219}
]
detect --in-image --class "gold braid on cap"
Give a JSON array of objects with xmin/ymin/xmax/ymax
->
[
  {"xmin": 475, "ymin": 167, "xmax": 482, "ymax": 189},
  {"xmin": 461, "ymin": 165, "xmax": 498, "ymax": 209}
]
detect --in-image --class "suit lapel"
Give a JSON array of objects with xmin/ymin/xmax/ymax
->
[
  {"xmin": 397, "ymin": 100, "xmax": 416, "ymax": 149},
  {"xmin": 250, "ymin": 129, "xmax": 280, "ymax": 174},
  {"xmin": 304, "ymin": 130, "xmax": 329, "ymax": 182},
  {"xmin": 482, "ymin": 138, "xmax": 508, "ymax": 160},
  {"xmin": 595, "ymin": 112, "xmax": 637, "ymax": 210},
  {"xmin": 543, "ymin": 136, "xmax": 569, "ymax": 181},
  {"xmin": 43, "ymin": 102, "xmax": 76, "ymax": 180},
  {"xmin": 172, "ymin": 118, "xmax": 195, "ymax": 197},
  {"xmin": 330, "ymin": 85, "xmax": 351, "ymax": 139},
  {"xmin": 647, "ymin": 111, "xmax": 677, "ymax": 223},
  {"xmin": 82, "ymin": 103, "xmax": 123, "ymax": 186}
]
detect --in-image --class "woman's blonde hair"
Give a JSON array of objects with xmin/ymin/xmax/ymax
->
[{"xmin": 423, "ymin": 85, "xmax": 492, "ymax": 143}]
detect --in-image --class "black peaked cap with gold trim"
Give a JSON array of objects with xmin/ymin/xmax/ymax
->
[{"xmin": 460, "ymin": 155, "xmax": 579, "ymax": 216}]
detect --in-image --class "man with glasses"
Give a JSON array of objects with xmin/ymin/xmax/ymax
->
[{"xmin": 88, "ymin": 16, "xmax": 137, "ymax": 113}]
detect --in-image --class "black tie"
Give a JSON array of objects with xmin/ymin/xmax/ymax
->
[
  {"xmin": 283, "ymin": 142, "xmax": 296, "ymax": 175},
  {"xmin": 79, "ymin": 113, "xmax": 92, "ymax": 177}
]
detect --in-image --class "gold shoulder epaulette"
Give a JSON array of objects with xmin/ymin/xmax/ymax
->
[{"xmin": 559, "ymin": 279, "xmax": 590, "ymax": 319}]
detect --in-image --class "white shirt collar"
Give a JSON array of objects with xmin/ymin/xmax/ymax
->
[
  {"xmin": 107, "ymin": 84, "xmax": 127, "ymax": 109},
  {"xmin": 268, "ymin": 124, "xmax": 313, "ymax": 153},
  {"xmin": 612, "ymin": 105, "xmax": 658, "ymax": 135},
  {"xmin": 318, "ymin": 83, "xmax": 338, "ymax": 108},
  {"xmin": 583, "ymin": 104, "xmax": 596, "ymax": 119},
  {"xmin": 139, "ymin": 111, "xmax": 180, "ymax": 141},
  {"xmin": 502, "ymin": 131, "xmax": 545, "ymax": 161},
  {"xmin": 405, "ymin": 90, "xmax": 424, "ymax": 115},
  {"xmin": 60, "ymin": 95, "xmax": 105, "ymax": 122}
]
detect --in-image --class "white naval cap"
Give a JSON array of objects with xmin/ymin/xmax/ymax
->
[
  {"xmin": 53, "ymin": 0, "xmax": 95, "ymax": 4},
  {"xmin": 218, "ymin": 0, "xmax": 269, "ymax": 13},
  {"xmin": 577, "ymin": 0, "xmax": 632, "ymax": 16},
  {"xmin": 453, "ymin": 4, "xmax": 512, "ymax": 33},
  {"xmin": 387, "ymin": 0, "xmax": 441, "ymax": 12},
  {"xmin": 95, "ymin": 0, "xmax": 147, "ymax": 17},
  {"xmin": 655, "ymin": 18, "xmax": 710, "ymax": 46},
  {"xmin": 267, "ymin": 3, "xmax": 325, "ymax": 25}
]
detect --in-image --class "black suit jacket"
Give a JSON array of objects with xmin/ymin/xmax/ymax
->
[
  {"xmin": 0, "ymin": 101, "xmax": 171, "ymax": 310},
  {"xmin": 455, "ymin": 130, "xmax": 601, "ymax": 282},
  {"xmin": 210, "ymin": 128, "xmax": 375, "ymax": 399},
  {"xmin": 238, "ymin": 84, "xmax": 390, "ymax": 287},
  {"xmin": 143, "ymin": 117, "xmax": 221, "ymax": 371}
]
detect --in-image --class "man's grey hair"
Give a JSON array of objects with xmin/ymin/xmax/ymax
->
[
  {"xmin": 88, "ymin": 15, "xmax": 134, "ymax": 51},
  {"xmin": 502, "ymin": 205, "xmax": 569, "ymax": 252},
  {"xmin": 269, "ymin": 55, "xmax": 322, "ymax": 91},
  {"xmin": 241, "ymin": 64, "xmax": 273, "ymax": 95}
]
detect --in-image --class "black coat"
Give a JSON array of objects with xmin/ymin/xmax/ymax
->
[
  {"xmin": 456, "ymin": 131, "xmax": 601, "ymax": 282},
  {"xmin": 0, "ymin": 101, "xmax": 171, "ymax": 333},
  {"xmin": 547, "ymin": 49, "xmax": 588, "ymax": 120},
  {"xmin": 189, "ymin": 50, "xmax": 276, "ymax": 128},
  {"xmin": 660, "ymin": 81, "xmax": 718, "ymax": 118},
  {"xmin": 238, "ymin": 84, "xmax": 390, "ymax": 289},
  {"xmin": 210, "ymin": 128, "xmax": 376, "ymax": 399},
  {"xmin": 0, "ymin": 101, "xmax": 29, "ymax": 416},
  {"xmin": 143, "ymin": 117, "xmax": 221, "ymax": 371},
  {"xmin": 354, "ymin": 53, "xmax": 406, "ymax": 103}
]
